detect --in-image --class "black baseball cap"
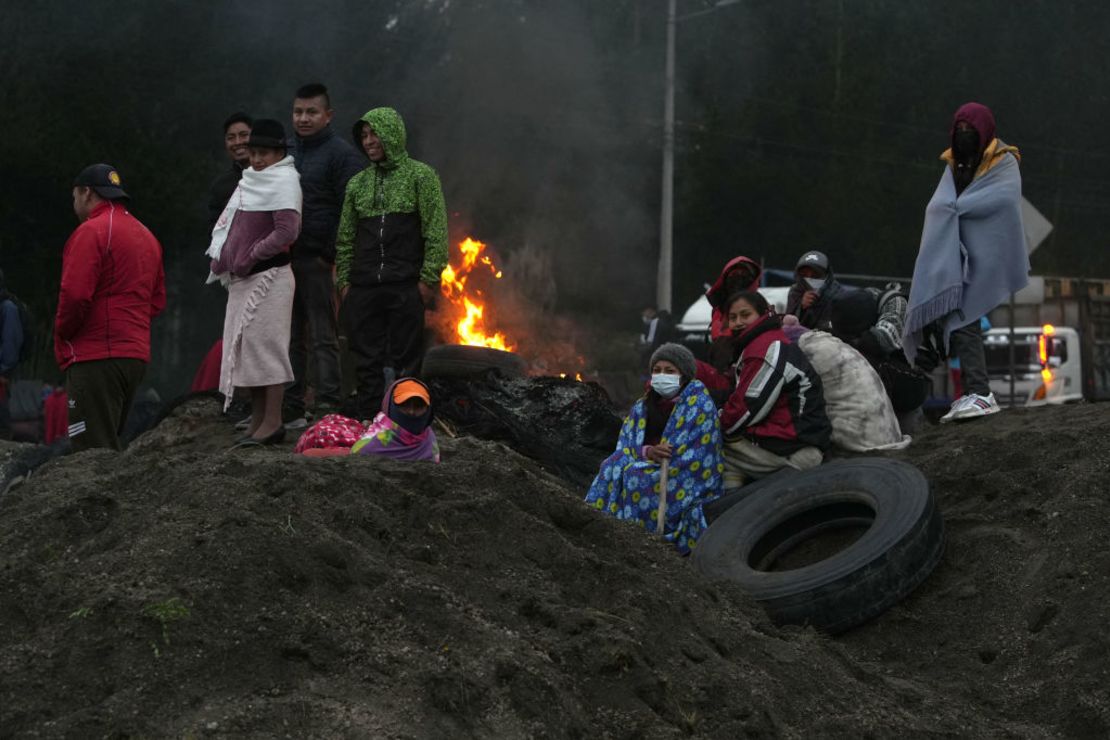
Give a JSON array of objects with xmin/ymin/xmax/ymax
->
[
  {"xmin": 795, "ymin": 250, "xmax": 829, "ymax": 273},
  {"xmin": 73, "ymin": 163, "xmax": 129, "ymax": 200}
]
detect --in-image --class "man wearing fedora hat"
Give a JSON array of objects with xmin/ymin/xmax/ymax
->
[{"xmin": 57, "ymin": 164, "xmax": 166, "ymax": 451}]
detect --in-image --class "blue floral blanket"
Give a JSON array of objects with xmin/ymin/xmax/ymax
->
[{"xmin": 584, "ymin": 380, "xmax": 724, "ymax": 554}]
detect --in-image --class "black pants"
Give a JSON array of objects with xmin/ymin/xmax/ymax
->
[
  {"xmin": 66, "ymin": 358, "xmax": 146, "ymax": 452},
  {"xmin": 287, "ymin": 256, "xmax": 342, "ymax": 413},
  {"xmin": 0, "ymin": 388, "xmax": 9, "ymax": 439},
  {"xmin": 950, "ymin": 319, "xmax": 990, "ymax": 396},
  {"xmin": 345, "ymin": 282, "xmax": 424, "ymax": 418},
  {"xmin": 876, "ymin": 358, "xmax": 931, "ymax": 415}
]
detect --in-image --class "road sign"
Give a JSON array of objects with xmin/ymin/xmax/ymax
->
[{"xmin": 1021, "ymin": 197, "xmax": 1053, "ymax": 255}]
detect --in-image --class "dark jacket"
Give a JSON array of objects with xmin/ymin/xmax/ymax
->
[
  {"xmin": 720, "ymin": 314, "xmax": 831, "ymax": 456},
  {"xmin": 292, "ymin": 126, "xmax": 367, "ymax": 262},
  {"xmin": 786, "ymin": 271, "xmax": 844, "ymax": 332},
  {"xmin": 336, "ymin": 108, "xmax": 449, "ymax": 289},
  {"xmin": 0, "ymin": 295, "xmax": 23, "ymax": 376},
  {"xmin": 54, "ymin": 202, "xmax": 166, "ymax": 371},
  {"xmin": 206, "ymin": 161, "xmax": 245, "ymax": 230}
]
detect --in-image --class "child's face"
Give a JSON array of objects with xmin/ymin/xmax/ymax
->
[{"xmin": 397, "ymin": 398, "xmax": 429, "ymax": 417}]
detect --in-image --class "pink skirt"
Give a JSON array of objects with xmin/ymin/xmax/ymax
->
[{"xmin": 220, "ymin": 265, "xmax": 294, "ymax": 406}]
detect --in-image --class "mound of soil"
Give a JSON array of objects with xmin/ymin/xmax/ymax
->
[
  {"xmin": 2, "ymin": 392, "xmax": 1109, "ymax": 737},
  {"xmin": 0, "ymin": 394, "xmax": 995, "ymax": 738},
  {"xmin": 847, "ymin": 402, "xmax": 1110, "ymax": 737}
]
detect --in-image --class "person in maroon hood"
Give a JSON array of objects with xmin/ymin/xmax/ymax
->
[
  {"xmin": 704, "ymin": 256, "xmax": 761, "ymax": 372},
  {"xmin": 57, "ymin": 164, "xmax": 166, "ymax": 451}
]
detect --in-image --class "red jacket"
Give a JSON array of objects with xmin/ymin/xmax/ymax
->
[
  {"xmin": 705, "ymin": 255, "xmax": 761, "ymax": 339},
  {"xmin": 54, "ymin": 202, "xmax": 166, "ymax": 370},
  {"xmin": 719, "ymin": 314, "xmax": 831, "ymax": 456}
]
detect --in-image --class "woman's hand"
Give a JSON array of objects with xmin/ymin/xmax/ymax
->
[{"xmin": 645, "ymin": 442, "xmax": 673, "ymax": 464}]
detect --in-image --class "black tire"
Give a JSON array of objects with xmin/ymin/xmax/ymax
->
[
  {"xmin": 693, "ymin": 458, "xmax": 944, "ymax": 634},
  {"xmin": 703, "ymin": 467, "xmax": 799, "ymax": 525},
  {"xmin": 421, "ymin": 344, "xmax": 526, "ymax": 380}
]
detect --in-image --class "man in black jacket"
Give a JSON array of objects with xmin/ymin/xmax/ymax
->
[
  {"xmin": 286, "ymin": 83, "xmax": 367, "ymax": 425},
  {"xmin": 206, "ymin": 112, "xmax": 252, "ymax": 230}
]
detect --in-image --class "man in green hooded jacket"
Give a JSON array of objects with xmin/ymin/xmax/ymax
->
[{"xmin": 336, "ymin": 107, "xmax": 448, "ymax": 416}]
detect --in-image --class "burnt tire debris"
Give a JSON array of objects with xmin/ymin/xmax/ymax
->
[
  {"xmin": 426, "ymin": 374, "xmax": 622, "ymax": 488},
  {"xmin": 694, "ymin": 458, "xmax": 944, "ymax": 634},
  {"xmin": 421, "ymin": 344, "xmax": 527, "ymax": 380}
]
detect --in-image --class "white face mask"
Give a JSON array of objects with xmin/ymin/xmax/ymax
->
[
  {"xmin": 805, "ymin": 277, "xmax": 826, "ymax": 292},
  {"xmin": 650, "ymin": 373, "xmax": 683, "ymax": 399}
]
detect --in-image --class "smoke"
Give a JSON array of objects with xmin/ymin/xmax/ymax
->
[{"xmin": 384, "ymin": 2, "xmax": 659, "ymax": 316}]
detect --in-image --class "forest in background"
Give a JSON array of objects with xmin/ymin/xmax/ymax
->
[{"xmin": 3, "ymin": 0, "xmax": 1108, "ymax": 391}]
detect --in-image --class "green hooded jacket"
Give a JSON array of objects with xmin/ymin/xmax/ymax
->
[{"xmin": 336, "ymin": 107, "xmax": 448, "ymax": 288}]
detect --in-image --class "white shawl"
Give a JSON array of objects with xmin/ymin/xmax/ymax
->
[{"xmin": 206, "ymin": 155, "xmax": 302, "ymax": 284}]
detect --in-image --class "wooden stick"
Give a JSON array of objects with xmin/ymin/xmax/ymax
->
[{"xmin": 656, "ymin": 459, "xmax": 670, "ymax": 538}]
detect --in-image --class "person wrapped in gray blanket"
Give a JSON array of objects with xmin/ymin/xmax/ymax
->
[{"xmin": 903, "ymin": 102, "xmax": 1028, "ymax": 423}]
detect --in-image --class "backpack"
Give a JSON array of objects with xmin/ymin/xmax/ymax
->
[{"xmin": 0, "ymin": 294, "xmax": 34, "ymax": 364}]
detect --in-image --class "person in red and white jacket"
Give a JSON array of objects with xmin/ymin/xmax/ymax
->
[
  {"xmin": 718, "ymin": 290, "xmax": 830, "ymax": 488},
  {"xmin": 55, "ymin": 164, "xmax": 166, "ymax": 451}
]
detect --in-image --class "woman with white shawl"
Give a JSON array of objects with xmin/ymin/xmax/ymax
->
[{"xmin": 207, "ymin": 118, "xmax": 302, "ymax": 446}]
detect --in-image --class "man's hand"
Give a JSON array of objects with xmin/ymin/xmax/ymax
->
[
  {"xmin": 418, "ymin": 282, "xmax": 437, "ymax": 306},
  {"xmin": 800, "ymin": 290, "xmax": 819, "ymax": 309},
  {"xmin": 646, "ymin": 442, "xmax": 673, "ymax": 464}
]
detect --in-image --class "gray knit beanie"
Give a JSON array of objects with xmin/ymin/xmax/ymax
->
[{"xmin": 649, "ymin": 342, "xmax": 697, "ymax": 381}]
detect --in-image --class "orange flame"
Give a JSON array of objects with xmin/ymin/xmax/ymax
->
[{"xmin": 440, "ymin": 238, "xmax": 513, "ymax": 351}]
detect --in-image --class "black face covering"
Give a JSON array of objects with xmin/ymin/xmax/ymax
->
[
  {"xmin": 388, "ymin": 400, "xmax": 432, "ymax": 435},
  {"xmin": 952, "ymin": 129, "xmax": 981, "ymax": 194},
  {"xmin": 952, "ymin": 129, "xmax": 980, "ymax": 161},
  {"xmin": 726, "ymin": 266, "xmax": 755, "ymax": 294}
]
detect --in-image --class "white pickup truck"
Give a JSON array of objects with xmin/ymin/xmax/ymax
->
[{"xmin": 984, "ymin": 325, "xmax": 1083, "ymax": 406}]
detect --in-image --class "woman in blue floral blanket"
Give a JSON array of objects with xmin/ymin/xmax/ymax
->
[{"xmin": 585, "ymin": 343, "xmax": 724, "ymax": 554}]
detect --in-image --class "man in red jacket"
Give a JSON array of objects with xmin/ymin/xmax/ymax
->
[{"xmin": 56, "ymin": 164, "xmax": 166, "ymax": 451}]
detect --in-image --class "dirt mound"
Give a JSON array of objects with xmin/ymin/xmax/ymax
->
[
  {"xmin": 0, "ymin": 394, "xmax": 1001, "ymax": 738},
  {"xmin": 1, "ymin": 394, "xmax": 1108, "ymax": 736},
  {"xmin": 845, "ymin": 402, "xmax": 1110, "ymax": 737}
]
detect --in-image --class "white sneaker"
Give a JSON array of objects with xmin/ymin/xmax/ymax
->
[{"xmin": 940, "ymin": 393, "xmax": 1000, "ymax": 423}]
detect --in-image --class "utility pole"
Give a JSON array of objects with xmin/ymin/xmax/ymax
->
[
  {"xmin": 657, "ymin": 0, "xmax": 677, "ymax": 312},
  {"xmin": 656, "ymin": 0, "xmax": 739, "ymax": 313}
]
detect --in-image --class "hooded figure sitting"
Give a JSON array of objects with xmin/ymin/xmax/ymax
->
[
  {"xmin": 351, "ymin": 378, "xmax": 440, "ymax": 462},
  {"xmin": 704, "ymin": 256, "xmax": 762, "ymax": 373},
  {"xmin": 584, "ymin": 343, "xmax": 724, "ymax": 554},
  {"xmin": 293, "ymin": 377, "xmax": 439, "ymax": 462},
  {"xmin": 830, "ymin": 287, "xmax": 933, "ymax": 421},
  {"xmin": 785, "ymin": 250, "xmax": 844, "ymax": 332}
]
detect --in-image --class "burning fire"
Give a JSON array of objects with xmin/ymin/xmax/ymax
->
[{"xmin": 439, "ymin": 237, "xmax": 513, "ymax": 351}]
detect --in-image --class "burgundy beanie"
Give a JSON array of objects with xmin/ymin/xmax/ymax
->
[{"xmin": 951, "ymin": 102, "xmax": 996, "ymax": 150}]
